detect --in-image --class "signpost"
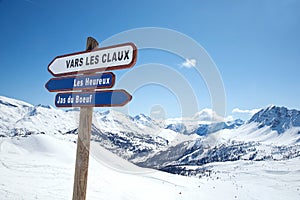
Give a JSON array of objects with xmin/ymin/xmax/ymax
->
[
  {"xmin": 45, "ymin": 72, "xmax": 115, "ymax": 92},
  {"xmin": 48, "ymin": 42, "xmax": 137, "ymax": 77},
  {"xmin": 55, "ymin": 90, "xmax": 132, "ymax": 107},
  {"xmin": 45, "ymin": 37, "xmax": 137, "ymax": 200}
]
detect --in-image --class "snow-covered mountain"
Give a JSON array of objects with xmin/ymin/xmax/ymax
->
[
  {"xmin": 1, "ymin": 95, "xmax": 300, "ymax": 174},
  {"xmin": 68, "ymin": 110, "xmax": 197, "ymax": 163},
  {"xmin": 166, "ymin": 119, "xmax": 244, "ymax": 136},
  {"xmin": 249, "ymin": 105, "xmax": 300, "ymax": 134},
  {"xmin": 165, "ymin": 108, "xmax": 244, "ymax": 136},
  {"xmin": 1, "ymin": 95, "xmax": 300, "ymax": 199},
  {"xmin": 0, "ymin": 96, "xmax": 78, "ymax": 137},
  {"xmin": 220, "ymin": 105, "xmax": 300, "ymax": 145},
  {"xmin": 0, "ymin": 96, "xmax": 195, "ymax": 163},
  {"xmin": 138, "ymin": 106, "xmax": 300, "ymax": 172}
]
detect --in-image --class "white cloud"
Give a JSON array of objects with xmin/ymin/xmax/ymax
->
[
  {"xmin": 225, "ymin": 115, "xmax": 234, "ymax": 122},
  {"xmin": 150, "ymin": 110, "xmax": 162, "ymax": 114},
  {"xmin": 232, "ymin": 108, "xmax": 261, "ymax": 116},
  {"xmin": 181, "ymin": 58, "xmax": 196, "ymax": 68},
  {"xmin": 193, "ymin": 108, "xmax": 227, "ymax": 122}
]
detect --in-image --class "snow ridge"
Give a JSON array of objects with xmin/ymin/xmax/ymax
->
[{"xmin": 249, "ymin": 105, "xmax": 300, "ymax": 133}]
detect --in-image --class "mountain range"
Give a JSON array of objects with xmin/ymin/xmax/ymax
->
[
  {"xmin": 1, "ymin": 95, "xmax": 300, "ymax": 199},
  {"xmin": 1, "ymin": 95, "xmax": 300, "ymax": 176}
]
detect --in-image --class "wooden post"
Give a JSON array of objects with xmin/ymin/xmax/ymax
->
[{"xmin": 72, "ymin": 37, "xmax": 99, "ymax": 200}]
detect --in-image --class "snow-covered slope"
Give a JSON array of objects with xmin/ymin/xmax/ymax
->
[
  {"xmin": 249, "ymin": 105, "xmax": 300, "ymax": 133},
  {"xmin": 139, "ymin": 106, "xmax": 300, "ymax": 170},
  {"xmin": 1, "ymin": 96, "xmax": 300, "ymax": 199},
  {"xmin": 0, "ymin": 96, "xmax": 79, "ymax": 136},
  {"xmin": 0, "ymin": 95, "xmax": 194, "ymax": 143},
  {"xmin": 68, "ymin": 112, "xmax": 196, "ymax": 163},
  {"xmin": 219, "ymin": 106, "xmax": 300, "ymax": 145},
  {"xmin": 1, "ymin": 95, "xmax": 300, "ymax": 178},
  {"xmin": 1, "ymin": 133, "xmax": 299, "ymax": 200},
  {"xmin": 0, "ymin": 96, "xmax": 33, "ymax": 136},
  {"xmin": 0, "ymin": 95, "xmax": 196, "ymax": 163},
  {"xmin": 93, "ymin": 110, "xmax": 189, "ymax": 144}
]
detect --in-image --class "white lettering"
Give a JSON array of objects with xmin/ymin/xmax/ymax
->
[
  {"xmin": 75, "ymin": 95, "xmax": 93, "ymax": 104},
  {"xmin": 84, "ymin": 78, "xmax": 110, "ymax": 86},
  {"xmin": 73, "ymin": 79, "xmax": 83, "ymax": 87}
]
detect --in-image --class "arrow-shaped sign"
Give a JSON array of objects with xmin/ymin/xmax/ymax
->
[
  {"xmin": 45, "ymin": 72, "xmax": 115, "ymax": 92},
  {"xmin": 55, "ymin": 89, "xmax": 132, "ymax": 107},
  {"xmin": 48, "ymin": 43, "xmax": 137, "ymax": 77}
]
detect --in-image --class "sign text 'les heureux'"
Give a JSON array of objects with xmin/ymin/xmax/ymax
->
[{"xmin": 45, "ymin": 73, "xmax": 115, "ymax": 92}]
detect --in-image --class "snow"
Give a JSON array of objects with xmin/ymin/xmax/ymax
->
[
  {"xmin": 218, "ymin": 122, "xmax": 300, "ymax": 145},
  {"xmin": 1, "ymin": 134, "xmax": 300, "ymax": 200},
  {"xmin": 193, "ymin": 159, "xmax": 300, "ymax": 200},
  {"xmin": 1, "ymin": 95, "xmax": 300, "ymax": 199},
  {"xmin": 0, "ymin": 96, "xmax": 79, "ymax": 136},
  {"xmin": 0, "ymin": 96, "xmax": 33, "ymax": 136},
  {"xmin": 0, "ymin": 96, "xmax": 33, "ymax": 108}
]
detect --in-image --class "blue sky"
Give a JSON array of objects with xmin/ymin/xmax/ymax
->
[{"xmin": 0, "ymin": 0, "xmax": 299, "ymax": 119}]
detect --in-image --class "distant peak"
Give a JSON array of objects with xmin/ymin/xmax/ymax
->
[
  {"xmin": 99, "ymin": 109, "xmax": 130, "ymax": 118},
  {"xmin": 65, "ymin": 108, "xmax": 80, "ymax": 112},
  {"xmin": 134, "ymin": 113, "xmax": 151, "ymax": 120},
  {"xmin": 36, "ymin": 104, "xmax": 53, "ymax": 109},
  {"xmin": 266, "ymin": 104, "xmax": 276, "ymax": 109},
  {"xmin": 0, "ymin": 95, "xmax": 33, "ymax": 108},
  {"xmin": 249, "ymin": 105, "xmax": 300, "ymax": 133},
  {"xmin": 262, "ymin": 105, "xmax": 288, "ymax": 113},
  {"xmin": 103, "ymin": 109, "xmax": 121, "ymax": 115}
]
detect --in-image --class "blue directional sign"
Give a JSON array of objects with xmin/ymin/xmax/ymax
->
[
  {"xmin": 55, "ymin": 90, "xmax": 132, "ymax": 107},
  {"xmin": 45, "ymin": 72, "xmax": 115, "ymax": 92}
]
